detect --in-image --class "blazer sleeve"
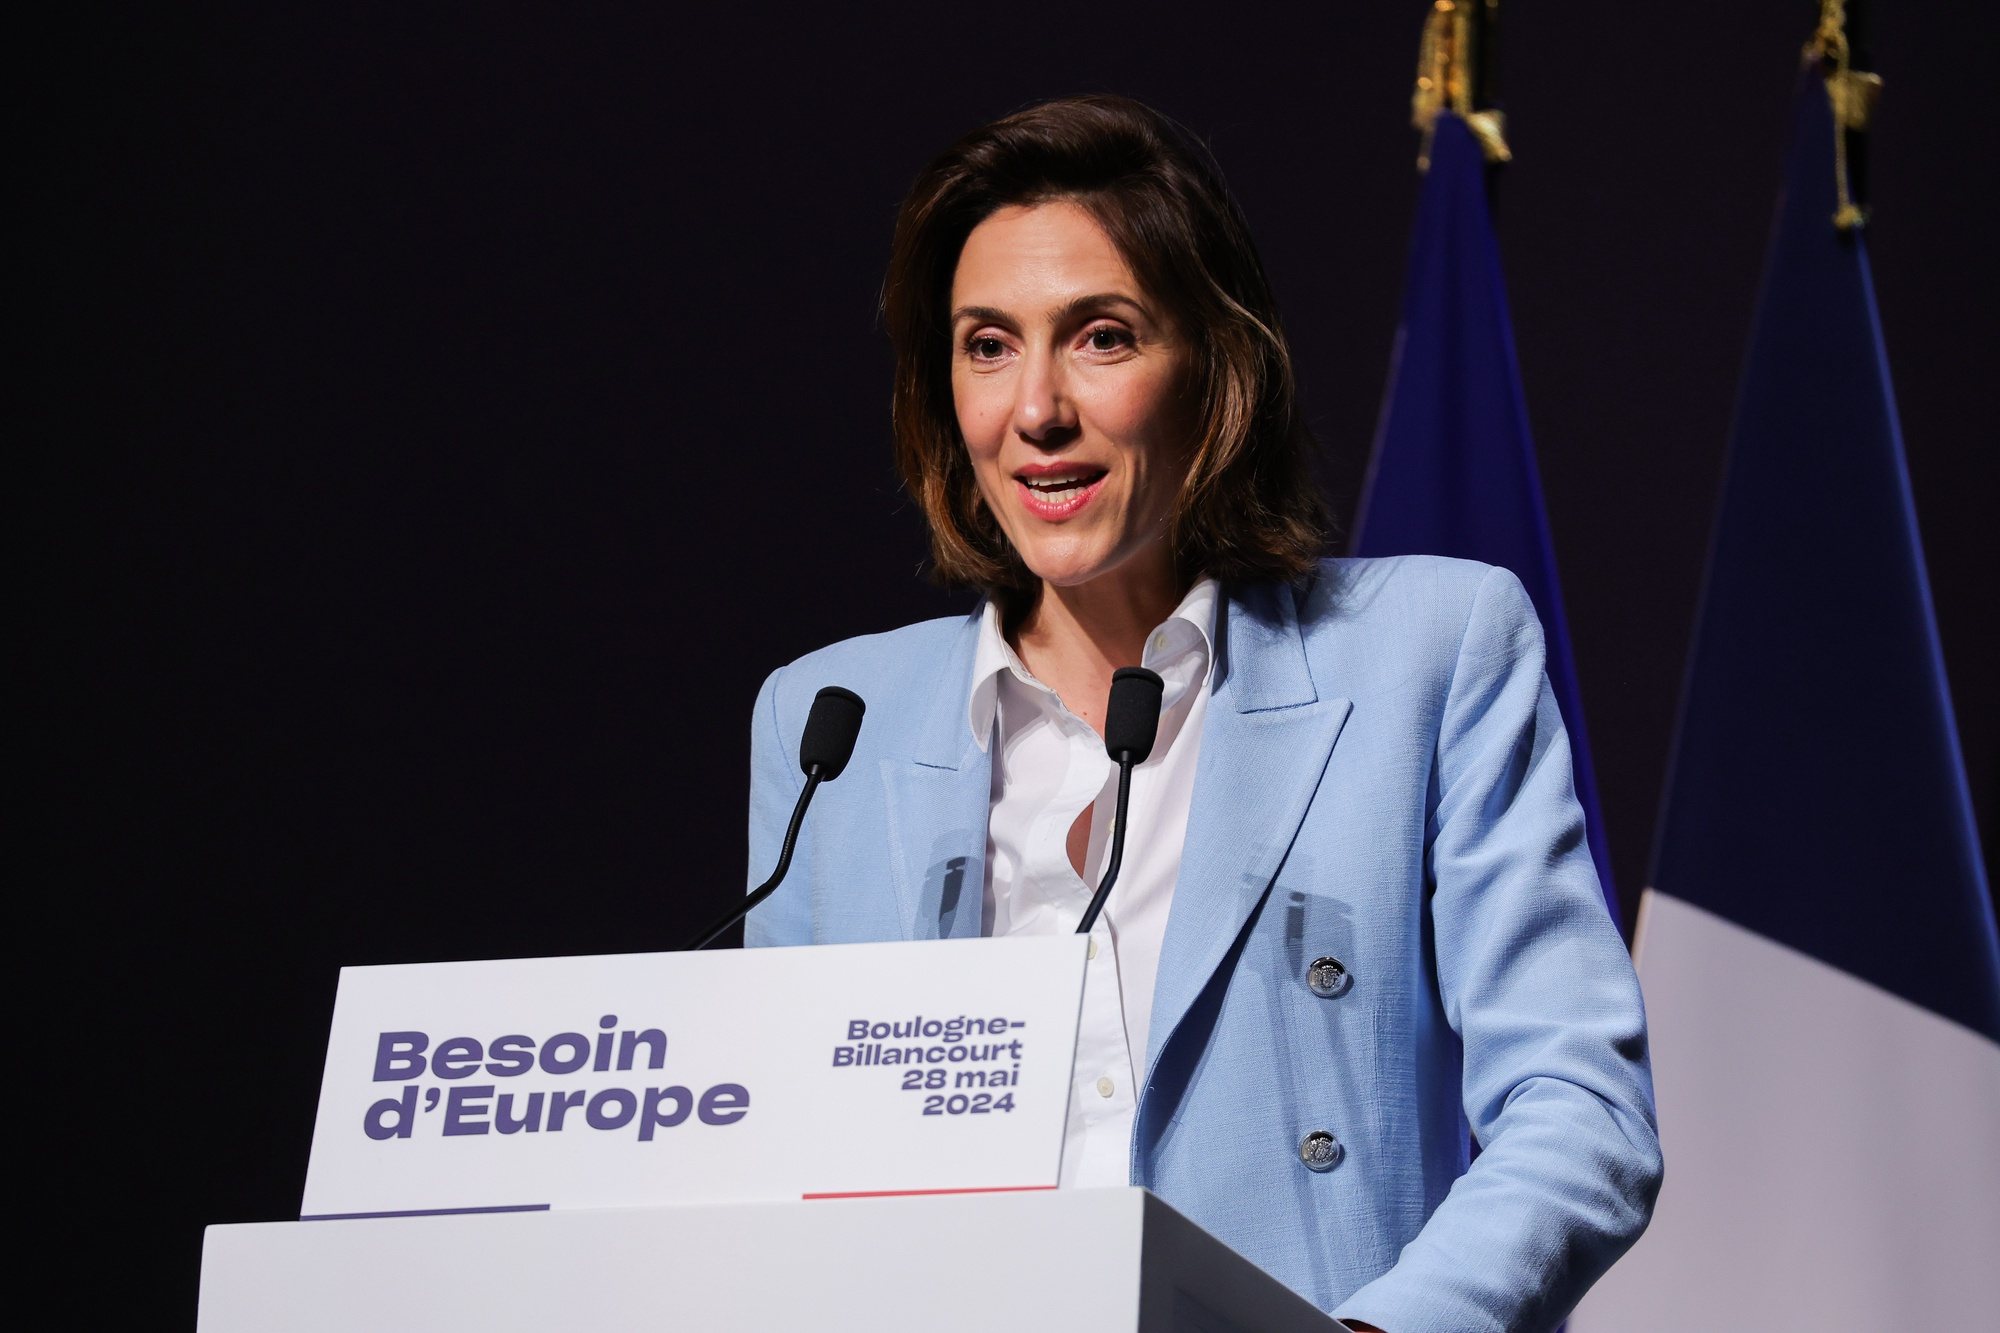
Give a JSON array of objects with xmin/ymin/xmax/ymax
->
[
  {"xmin": 1335, "ymin": 566, "xmax": 1662, "ymax": 1333},
  {"xmin": 743, "ymin": 665, "xmax": 812, "ymax": 948}
]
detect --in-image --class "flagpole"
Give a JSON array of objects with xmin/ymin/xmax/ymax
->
[
  {"xmin": 1470, "ymin": 0, "xmax": 1500, "ymax": 116},
  {"xmin": 1471, "ymin": 0, "xmax": 1503, "ymax": 215}
]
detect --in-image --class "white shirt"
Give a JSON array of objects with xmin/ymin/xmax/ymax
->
[{"xmin": 968, "ymin": 578, "xmax": 1218, "ymax": 1187}]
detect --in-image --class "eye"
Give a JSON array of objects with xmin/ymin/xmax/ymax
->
[
  {"xmin": 963, "ymin": 333, "xmax": 1010, "ymax": 363},
  {"xmin": 1085, "ymin": 324, "xmax": 1134, "ymax": 353}
]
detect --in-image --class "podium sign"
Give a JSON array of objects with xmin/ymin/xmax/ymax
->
[{"xmin": 301, "ymin": 936, "xmax": 1087, "ymax": 1219}]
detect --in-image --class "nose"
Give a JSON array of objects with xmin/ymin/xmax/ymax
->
[{"xmin": 1011, "ymin": 351, "xmax": 1079, "ymax": 451}]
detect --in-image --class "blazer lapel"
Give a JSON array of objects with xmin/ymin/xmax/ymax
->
[
  {"xmin": 881, "ymin": 613, "xmax": 991, "ymax": 941},
  {"xmin": 1145, "ymin": 581, "xmax": 1353, "ymax": 1073}
]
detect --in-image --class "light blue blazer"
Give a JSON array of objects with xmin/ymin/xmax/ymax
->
[{"xmin": 745, "ymin": 556, "xmax": 1660, "ymax": 1331}]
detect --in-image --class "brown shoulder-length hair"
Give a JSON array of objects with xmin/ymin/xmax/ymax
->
[{"xmin": 883, "ymin": 93, "xmax": 1327, "ymax": 610}]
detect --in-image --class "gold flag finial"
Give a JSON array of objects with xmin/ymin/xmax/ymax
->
[
  {"xmin": 1412, "ymin": 0, "xmax": 1511, "ymax": 170},
  {"xmin": 1806, "ymin": 0, "xmax": 1882, "ymax": 231}
]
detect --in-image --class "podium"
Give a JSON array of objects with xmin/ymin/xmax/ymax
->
[
  {"xmin": 214, "ymin": 940, "xmax": 1337, "ymax": 1328},
  {"xmin": 199, "ymin": 1187, "xmax": 1337, "ymax": 1331}
]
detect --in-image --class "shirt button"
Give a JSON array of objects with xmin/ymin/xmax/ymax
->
[
  {"xmin": 1151, "ymin": 632, "xmax": 1167, "ymax": 652},
  {"xmin": 1087, "ymin": 937, "xmax": 1099, "ymax": 960},
  {"xmin": 1096, "ymin": 1077, "xmax": 1115, "ymax": 1098},
  {"xmin": 1299, "ymin": 1130, "xmax": 1344, "ymax": 1172},
  {"xmin": 1307, "ymin": 956, "xmax": 1351, "ymax": 998}
]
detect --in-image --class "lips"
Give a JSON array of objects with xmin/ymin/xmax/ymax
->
[{"xmin": 1014, "ymin": 465, "xmax": 1109, "ymax": 519}]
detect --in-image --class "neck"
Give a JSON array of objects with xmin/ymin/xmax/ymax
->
[
  {"xmin": 1021, "ymin": 574, "xmax": 1185, "ymax": 666},
  {"xmin": 1009, "ymin": 553, "xmax": 1187, "ymax": 733}
]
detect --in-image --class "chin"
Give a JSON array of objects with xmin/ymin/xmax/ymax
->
[
  {"xmin": 1016, "ymin": 544, "xmax": 1121, "ymax": 590},
  {"xmin": 1031, "ymin": 568, "xmax": 1111, "ymax": 592}
]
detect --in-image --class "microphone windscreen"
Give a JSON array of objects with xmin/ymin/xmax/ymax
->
[
  {"xmin": 1103, "ymin": 667, "xmax": 1165, "ymax": 764},
  {"xmin": 798, "ymin": 685, "xmax": 866, "ymax": 780}
]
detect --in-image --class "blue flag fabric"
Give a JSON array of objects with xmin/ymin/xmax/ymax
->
[
  {"xmin": 1652, "ymin": 71, "xmax": 2000, "ymax": 1043},
  {"xmin": 1355, "ymin": 111, "xmax": 1619, "ymax": 926}
]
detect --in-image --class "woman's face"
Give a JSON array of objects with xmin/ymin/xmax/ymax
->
[{"xmin": 949, "ymin": 200, "xmax": 1192, "ymax": 596}]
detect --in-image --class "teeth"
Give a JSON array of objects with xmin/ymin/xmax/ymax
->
[{"xmin": 1023, "ymin": 474, "xmax": 1100, "ymax": 493}]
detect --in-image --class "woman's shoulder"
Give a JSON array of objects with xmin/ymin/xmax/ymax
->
[
  {"xmin": 1284, "ymin": 554, "xmax": 1544, "ymax": 684},
  {"xmin": 1283, "ymin": 553, "xmax": 1531, "ymax": 625},
  {"xmin": 774, "ymin": 611, "xmax": 977, "ymax": 676},
  {"xmin": 756, "ymin": 611, "xmax": 981, "ymax": 728}
]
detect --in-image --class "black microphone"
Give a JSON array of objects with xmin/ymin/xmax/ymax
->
[
  {"xmin": 1077, "ymin": 666, "xmax": 1165, "ymax": 935},
  {"xmin": 683, "ymin": 685, "xmax": 866, "ymax": 950}
]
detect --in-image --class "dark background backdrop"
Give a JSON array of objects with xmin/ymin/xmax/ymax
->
[{"xmin": 31, "ymin": 3, "xmax": 1994, "ymax": 1322}]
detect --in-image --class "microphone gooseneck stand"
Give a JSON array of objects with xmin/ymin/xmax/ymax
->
[
  {"xmin": 682, "ymin": 685, "xmax": 865, "ymax": 951},
  {"xmin": 684, "ymin": 768, "xmax": 825, "ymax": 951},
  {"xmin": 1076, "ymin": 666, "xmax": 1166, "ymax": 936}
]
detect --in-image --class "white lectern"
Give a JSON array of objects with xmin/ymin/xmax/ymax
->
[
  {"xmin": 199, "ymin": 1187, "xmax": 1335, "ymax": 1331},
  {"xmin": 222, "ymin": 941, "xmax": 1334, "ymax": 1328}
]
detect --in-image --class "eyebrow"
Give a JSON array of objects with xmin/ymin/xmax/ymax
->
[{"xmin": 950, "ymin": 292, "xmax": 1152, "ymax": 327}]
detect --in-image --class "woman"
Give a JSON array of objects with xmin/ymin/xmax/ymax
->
[{"xmin": 745, "ymin": 95, "xmax": 1658, "ymax": 1332}]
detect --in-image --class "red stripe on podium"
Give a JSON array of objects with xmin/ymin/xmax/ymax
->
[{"xmin": 801, "ymin": 1184, "xmax": 1059, "ymax": 1200}]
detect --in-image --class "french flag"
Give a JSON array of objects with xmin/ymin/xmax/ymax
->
[{"xmin": 1573, "ymin": 60, "xmax": 2000, "ymax": 1328}]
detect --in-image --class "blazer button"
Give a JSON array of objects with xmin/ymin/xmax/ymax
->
[
  {"xmin": 1300, "ymin": 1130, "xmax": 1344, "ymax": 1172},
  {"xmin": 1306, "ymin": 956, "xmax": 1350, "ymax": 997}
]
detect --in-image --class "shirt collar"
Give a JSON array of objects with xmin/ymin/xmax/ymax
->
[{"xmin": 967, "ymin": 576, "xmax": 1221, "ymax": 751}]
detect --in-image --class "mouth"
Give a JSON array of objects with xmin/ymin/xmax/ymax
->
[{"xmin": 1014, "ymin": 466, "xmax": 1109, "ymax": 519}]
